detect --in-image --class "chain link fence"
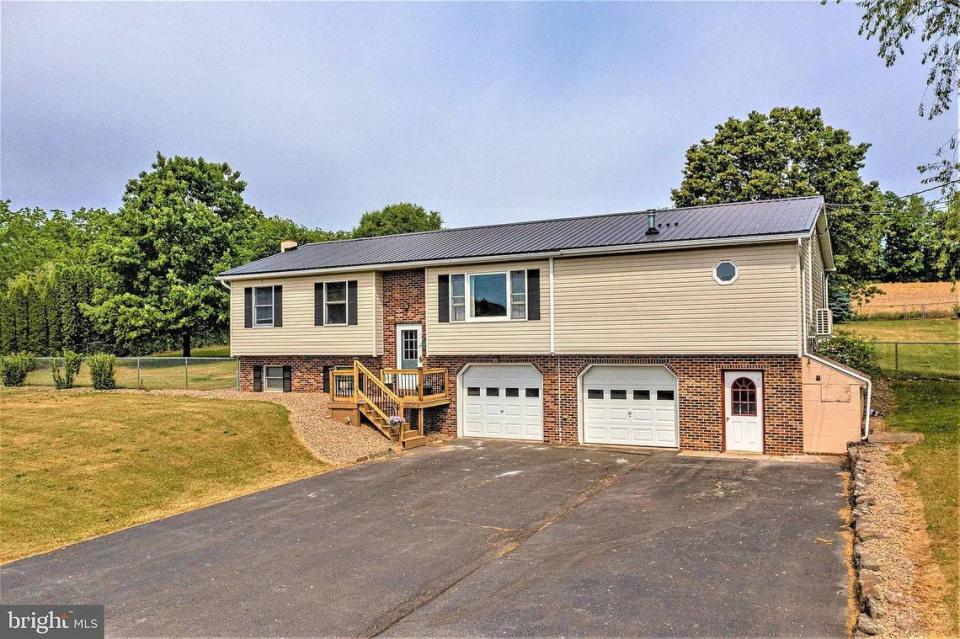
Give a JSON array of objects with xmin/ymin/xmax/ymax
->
[
  {"xmin": 26, "ymin": 357, "xmax": 239, "ymax": 390},
  {"xmin": 870, "ymin": 342, "xmax": 960, "ymax": 379}
]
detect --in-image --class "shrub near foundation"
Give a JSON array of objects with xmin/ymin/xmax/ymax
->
[{"xmin": 87, "ymin": 353, "xmax": 117, "ymax": 390}]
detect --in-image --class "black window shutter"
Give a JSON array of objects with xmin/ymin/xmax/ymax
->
[
  {"xmin": 252, "ymin": 365, "xmax": 263, "ymax": 392},
  {"xmin": 527, "ymin": 269, "xmax": 540, "ymax": 320},
  {"xmin": 282, "ymin": 365, "xmax": 292, "ymax": 392},
  {"xmin": 244, "ymin": 287, "xmax": 253, "ymax": 328},
  {"xmin": 322, "ymin": 365, "xmax": 330, "ymax": 393},
  {"xmin": 273, "ymin": 286, "xmax": 283, "ymax": 327},
  {"xmin": 438, "ymin": 274, "xmax": 450, "ymax": 323},
  {"xmin": 314, "ymin": 283, "xmax": 324, "ymax": 326},
  {"xmin": 348, "ymin": 281, "xmax": 358, "ymax": 326}
]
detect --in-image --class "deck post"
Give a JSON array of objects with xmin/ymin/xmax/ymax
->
[
  {"xmin": 418, "ymin": 367, "xmax": 424, "ymax": 401},
  {"xmin": 419, "ymin": 407, "xmax": 424, "ymax": 436}
]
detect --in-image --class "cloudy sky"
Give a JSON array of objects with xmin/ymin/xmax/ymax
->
[{"xmin": 1, "ymin": 2, "xmax": 952, "ymax": 231}]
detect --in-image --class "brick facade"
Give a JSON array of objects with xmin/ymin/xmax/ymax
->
[
  {"xmin": 423, "ymin": 354, "xmax": 803, "ymax": 455},
  {"xmin": 381, "ymin": 269, "xmax": 426, "ymax": 369},
  {"xmin": 237, "ymin": 267, "xmax": 805, "ymax": 455},
  {"xmin": 238, "ymin": 355, "xmax": 380, "ymax": 393}
]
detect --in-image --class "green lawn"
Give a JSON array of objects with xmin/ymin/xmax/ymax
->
[
  {"xmin": 0, "ymin": 389, "xmax": 327, "ymax": 563},
  {"xmin": 837, "ymin": 318, "xmax": 959, "ymax": 379},
  {"xmin": 886, "ymin": 379, "xmax": 959, "ymax": 633}
]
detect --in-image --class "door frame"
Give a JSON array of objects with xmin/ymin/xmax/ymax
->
[
  {"xmin": 721, "ymin": 369, "xmax": 765, "ymax": 453},
  {"xmin": 456, "ymin": 363, "xmax": 544, "ymax": 440},
  {"xmin": 576, "ymin": 363, "xmax": 679, "ymax": 449},
  {"xmin": 395, "ymin": 324, "xmax": 422, "ymax": 369}
]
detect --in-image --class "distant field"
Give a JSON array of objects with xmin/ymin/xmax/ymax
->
[{"xmin": 856, "ymin": 282, "xmax": 958, "ymax": 318}]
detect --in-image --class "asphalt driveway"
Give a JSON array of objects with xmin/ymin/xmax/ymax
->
[{"xmin": 1, "ymin": 441, "xmax": 850, "ymax": 637}]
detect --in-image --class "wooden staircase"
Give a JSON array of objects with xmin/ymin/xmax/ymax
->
[{"xmin": 353, "ymin": 362, "xmax": 428, "ymax": 450}]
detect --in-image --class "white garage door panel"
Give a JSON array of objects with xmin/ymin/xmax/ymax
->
[
  {"xmin": 582, "ymin": 366, "xmax": 678, "ymax": 448},
  {"xmin": 461, "ymin": 365, "xmax": 543, "ymax": 441}
]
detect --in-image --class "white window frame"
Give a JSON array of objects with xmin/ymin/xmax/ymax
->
[
  {"xmin": 264, "ymin": 365, "xmax": 284, "ymax": 392},
  {"xmin": 450, "ymin": 270, "xmax": 528, "ymax": 323},
  {"xmin": 450, "ymin": 274, "xmax": 466, "ymax": 322},
  {"xmin": 713, "ymin": 260, "xmax": 739, "ymax": 285},
  {"xmin": 323, "ymin": 281, "xmax": 349, "ymax": 326},
  {"xmin": 254, "ymin": 286, "xmax": 275, "ymax": 328}
]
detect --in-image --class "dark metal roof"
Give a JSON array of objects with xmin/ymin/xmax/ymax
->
[{"xmin": 221, "ymin": 196, "xmax": 824, "ymax": 277}]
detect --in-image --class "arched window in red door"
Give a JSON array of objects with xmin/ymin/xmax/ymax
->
[{"xmin": 731, "ymin": 377, "xmax": 757, "ymax": 416}]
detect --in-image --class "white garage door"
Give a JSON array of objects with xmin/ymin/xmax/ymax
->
[
  {"xmin": 582, "ymin": 365, "xmax": 678, "ymax": 448},
  {"xmin": 461, "ymin": 365, "xmax": 543, "ymax": 440}
]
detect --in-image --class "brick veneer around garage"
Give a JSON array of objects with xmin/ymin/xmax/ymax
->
[{"xmin": 424, "ymin": 354, "xmax": 803, "ymax": 455}]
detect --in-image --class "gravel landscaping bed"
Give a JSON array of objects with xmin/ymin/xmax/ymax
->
[
  {"xmin": 848, "ymin": 441, "xmax": 950, "ymax": 637},
  {"xmin": 110, "ymin": 389, "xmax": 394, "ymax": 464}
]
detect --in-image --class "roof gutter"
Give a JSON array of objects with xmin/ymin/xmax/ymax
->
[{"xmin": 217, "ymin": 232, "xmax": 807, "ymax": 282}]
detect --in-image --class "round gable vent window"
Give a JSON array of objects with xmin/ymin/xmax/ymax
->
[{"xmin": 713, "ymin": 260, "xmax": 738, "ymax": 285}]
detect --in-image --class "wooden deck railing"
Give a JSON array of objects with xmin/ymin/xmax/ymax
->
[{"xmin": 381, "ymin": 367, "xmax": 448, "ymax": 401}]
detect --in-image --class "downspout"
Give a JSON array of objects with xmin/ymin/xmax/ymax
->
[
  {"xmin": 550, "ymin": 257, "xmax": 560, "ymax": 444},
  {"xmin": 219, "ymin": 279, "xmax": 231, "ymax": 291}
]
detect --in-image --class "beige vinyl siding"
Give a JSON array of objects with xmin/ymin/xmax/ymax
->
[
  {"xmin": 554, "ymin": 242, "xmax": 800, "ymax": 354},
  {"xmin": 425, "ymin": 260, "xmax": 551, "ymax": 355},
  {"xmin": 230, "ymin": 272, "xmax": 378, "ymax": 356},
  {"xmin": 811, "ymin": 235, "xmax": 825, "ymax": 312}
]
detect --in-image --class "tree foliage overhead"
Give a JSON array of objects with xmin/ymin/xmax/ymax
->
[
  {"xmin": 671, "ymin": 106, "xmax": 887, "ymax": 292},
  {"xmin": 353, "ymin": 202, "xmax": 443, "ymax": 238},
  {"xmin": 849, "ymin": 0, "xmax": 960, "ymax": 189}
]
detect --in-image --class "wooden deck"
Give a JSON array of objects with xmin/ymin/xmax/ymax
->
[{"xmin": 329, "ymin": 363, "xmax": 449, "ymax": 449}]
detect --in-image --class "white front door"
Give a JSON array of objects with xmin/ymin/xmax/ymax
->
[
  {"xmin": 582, "ymin": 365, "xmax": 678, "ymax": 448},
  {"xmin": 461, "ymin": 365, "xmax": 543, "ymax": 440},
  {"xmin": 394, "ymin": 325, "xmax": 422, "ymax": 394},
  {"xmin": 724, "ymin": 371, "xmax": 764, "ymax": 452}
]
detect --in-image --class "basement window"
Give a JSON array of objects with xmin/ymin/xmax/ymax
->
[{"xmin": 265, "ymin": 366, "xmax": 284, "ymax": 392}]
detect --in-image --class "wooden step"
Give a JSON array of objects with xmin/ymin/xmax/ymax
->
[{"xmin": 401, "ymin": 435, "xmax": 427, "ymax": 449}]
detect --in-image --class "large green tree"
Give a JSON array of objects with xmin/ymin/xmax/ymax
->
[
  {"xmin": 878, "ymin": 193, "xmax": 938, "ymax": 281},
  {"xmin": 671, "ymin": 106, "xmax": 886, "ymax": 294},
  {"xmin": 87, "ymin": 154, "xmax": 260, "ymax": 356},
  {"xmin": 353, "ymin": 202, "xmax": 443, "ymax": 238}
]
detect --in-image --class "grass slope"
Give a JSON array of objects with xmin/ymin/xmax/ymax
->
[
  {"xmin": 886, "ymin": 380, "xmax": 959, "ymax": 630},
  {"xmin": 0, "ymin": 389, "xmax": 327, "ymax": 563},
  {"xmin": 837, "ymin": 318, "xmax": 959, "ymax": 342},
  {"xmin": 837, "ymin": 318, "xmax": 959, "ymax": 379}
]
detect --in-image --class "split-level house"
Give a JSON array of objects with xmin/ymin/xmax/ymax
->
[{"xmin": 217, "ymin": 195, "xmax": 870, "ymax": 455}]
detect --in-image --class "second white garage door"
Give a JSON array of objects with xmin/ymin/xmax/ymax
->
[
  {"xmin": 582, "ymin": 365, "xmax": 678, "ymax": 448},
  {"xmin": 461, "ymin": 365, "xmax": 543, "ymax": 440}
]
